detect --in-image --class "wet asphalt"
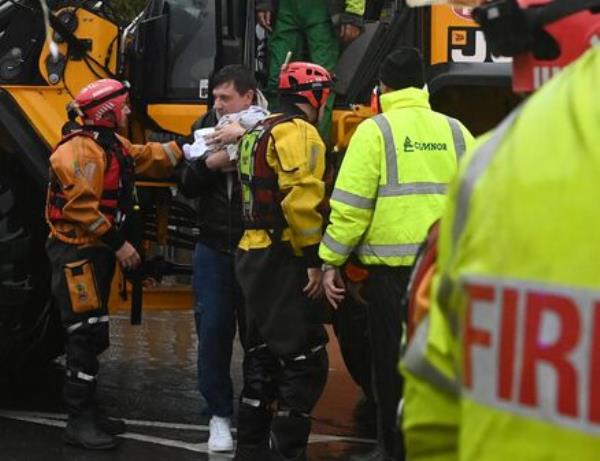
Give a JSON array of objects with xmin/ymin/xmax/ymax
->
[{"xmin": 0, "ymin": 311, "xmax": 376, "ymax": 460}]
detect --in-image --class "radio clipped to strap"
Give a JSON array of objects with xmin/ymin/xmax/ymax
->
[{"xmin": 64, "ymin": 259, "xmax": 100, "ymax": 314}]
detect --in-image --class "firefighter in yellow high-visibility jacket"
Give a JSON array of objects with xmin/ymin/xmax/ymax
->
[{"xmin": 400, "ymin": 2, "xmax": 600, "ymax": 461}]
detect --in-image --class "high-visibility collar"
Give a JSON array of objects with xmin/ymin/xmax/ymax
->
[{"xmin": 380, "ymin": 87, "xmax": 431, "ymax": 113}]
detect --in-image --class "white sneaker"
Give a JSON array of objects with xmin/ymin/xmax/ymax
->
[{"xmin": 208, "ymin": 416, "xmax": 234, "ymax": 452}]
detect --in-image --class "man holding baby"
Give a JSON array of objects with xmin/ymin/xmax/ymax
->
[{"xmin": 179, "ymin": 65, "xmax": 267, "ymax": 453}]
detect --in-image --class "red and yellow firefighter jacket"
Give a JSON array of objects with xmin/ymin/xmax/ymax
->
[{"xmin": 237, "ymin": 115, "xmax": 326, "ymax": 261}]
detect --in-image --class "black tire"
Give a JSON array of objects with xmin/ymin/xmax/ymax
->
[{"xmin": 0, "ymin": 156, "xmax": 64, "ymax": 385}]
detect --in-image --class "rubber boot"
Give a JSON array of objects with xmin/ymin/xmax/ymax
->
[
  {"xmin": 234, "ymin": 401, "xmax": 272, "ymax": 461},
  {"xmin": 269, "ymin": 413, "xmax": 311, "ymax": 461},
  {"xmin": 97, "ymin": 414, "xmax": 126, "ymax": 436},
  {"xmin": 63, "ymin": 412, "xmax": 118, "ymax": 450},
  {"xmin": 94, "ymin": 404, "xmax": 126, "ymax": 435},
  {"xmin": 233, "ymin": 443, "xmax": 270, "ymax": 461}
]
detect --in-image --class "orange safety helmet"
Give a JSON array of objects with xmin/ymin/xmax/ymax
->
[
  {"xmin": 68, "ymin": 79, "xmax": 130, "ymax": 128},
  {"xmin": 473, "ymin": 0, "xmax": 600, "ymax": 92},
  {"xmin": 278, "ymin": 61, "xmax": 333, "ymax": 109}
]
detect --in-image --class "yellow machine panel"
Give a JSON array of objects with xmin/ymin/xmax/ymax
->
[
  {"xmin": 147, "ymin": 104, "xmax": 208, "ymax": 135},
  {"xmin": 3, "ymin": 87, "xmax": 72, "ymax": 148},
  {"xmin": 39, "ymin": 8, "xmax": 119, "ymax": 93},
  {"xmin": 331, "ymin": 105, "xmax": 372, "ymax": 151},
  {"xmin": 430, "ymin": 5, "xmax": 510, "ymax": 66},
  {"xmin": 4, "ymin": 8, "xmax": 120, "ymax": 149}
]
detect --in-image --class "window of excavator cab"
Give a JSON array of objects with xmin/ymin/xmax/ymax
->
[
  {"xmin": 165, "ymin": 0, "xmax": 217, "ymax": 100},
  {"xmin": 431, "ymin": 85, "xmax": 521, "ymax": 136}
]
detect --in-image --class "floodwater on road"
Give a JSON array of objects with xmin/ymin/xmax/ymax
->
[{"xmin": 0, "ymin": 310, "xmax": 376, "ymax": 460}]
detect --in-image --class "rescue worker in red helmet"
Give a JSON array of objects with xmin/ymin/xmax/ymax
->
[
  {"xmin": 233, "ymin": 61, "xmax": 332, "ymax": 461},
  {"xmin": 400, "ymin": 1, "xmax": 600, "ymax": 460},
  {"xmin": 45, "ymin": 79, "xmax": 183, "ymax": 450}
]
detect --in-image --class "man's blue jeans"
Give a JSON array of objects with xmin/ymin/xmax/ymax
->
[{"xmin": 192, "ymin": 242, "xmax": 244, "ymax": 418}]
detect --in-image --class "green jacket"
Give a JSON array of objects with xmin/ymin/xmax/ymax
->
[
  {"xmin": 256, "ymin": 0, "xmax": 365, "ymax": 27},
  {"xmin": 319, "ymin": 87, "xmax": 473, "ymax": 267}
]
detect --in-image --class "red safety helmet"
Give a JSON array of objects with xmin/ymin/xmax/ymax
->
[
  {"xmin": 473, "ymin": 0, "xmax": 600, "ymax": 92},
  {"xmin": 68, "ymin": 79, "xmax": 130, "ymax": 128},
  {"xmin": 278, "ymin": 62, "xmax": 333, "ymax": 109}
]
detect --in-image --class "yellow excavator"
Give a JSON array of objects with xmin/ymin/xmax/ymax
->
[{"xmin": 0, "ymin": 0, "xmax": 517, "ymax": 380}]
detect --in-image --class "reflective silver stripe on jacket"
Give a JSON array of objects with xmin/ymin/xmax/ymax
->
[
  {"xmin": 162, "ymin": 142, "xmax": 179, "ymax": 167},
  {"xmin": 452, "ymin": 109, "xmax": 521, "ymax": 247},
  {"xmin": 331, "ymin": 188, "xmax": 375, "ymax": 209},
  {"xmin": 439, "ymin": 108, "xmax": 523, "ymax": 331},
  {"xmin": 372, "ymin": 114, "xmax": 399, "ymax": 185},
  {"xmin": 321, "ymin": 231, "xmax": 353, "ymax": 257},
  {"xmin": 88, "ymin": 216, "xmax": 106, "ymax": 232},
  {"xmin": 446, "ymin": 116, "xmax": 466, "ymax": 161},
  {"xmin": 372, "ymin": 114, "xmax": 448, "ymax": 197},
  {"xmin": 379, "ymin": 182, "xmax": 447, "ymax": 197},
  {"xmin": 402, "ymin": 316, "xmax": 460, "ymax": 395},
  {"xmin": 356, "ymin": 242, "xmax": 421, "ymax": 258},
  {"xmin": 296, "ymin": 226, "xmax": 323, "ymax": 238}
]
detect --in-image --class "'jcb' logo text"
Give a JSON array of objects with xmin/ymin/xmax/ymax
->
[{"xmin": 463, "ymin": 277, "xmax": 600, "ymax": 433}]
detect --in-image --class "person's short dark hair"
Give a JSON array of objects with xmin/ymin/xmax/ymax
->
[
  {"xmin": 379, "ymin": 47, "xmax": 425, "ymax": 91},
  {"xmin": 212, "ymin": 64, "xmax": 257, "ymax": 95}
]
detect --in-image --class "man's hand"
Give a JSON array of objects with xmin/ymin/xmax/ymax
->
[
  {"xmin": 339, "ymin": 23, "xmax": 362, "ymax": 44},
  {"xmin": 257, "ymin": 11, "xmax": 273, "ymax": 31},
  {"xmin": 304, "ymin": 268, "xmax": 323, "ymax": 300},
  {"xmin": 116, "ymin": 241, "xmax": 141, "ymax": 271},
  {"xmin": 322, "ymin": 267, "xmax": 346, "ymax": 309},
  {"xmin": 215, "ymin": 122, "xmax": 246, "ymax": 145},
  {"xmin": 206, "ymin": 150, "xmax": 235, "ymax": 171},
  {"xmin": 204, "ymin": 122, "xmax": 245, "ymax": 149}
]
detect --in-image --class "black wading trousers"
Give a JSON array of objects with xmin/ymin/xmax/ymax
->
[
  {"xmin": 235, "ymin": 242, "xmax": 329, "ymax": 461},
  {"xmin": 46, "ymin": 239, "xmax": 115, "ymax": 417}
]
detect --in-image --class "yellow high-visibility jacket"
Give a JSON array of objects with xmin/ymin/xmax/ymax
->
[
  {"xmin": 401, "ymin": 47, "xmax": 600, "ymax": 461},
  {"xmin": 320, "ymin": 87, "xmax": 473, "ymax": 267}
]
